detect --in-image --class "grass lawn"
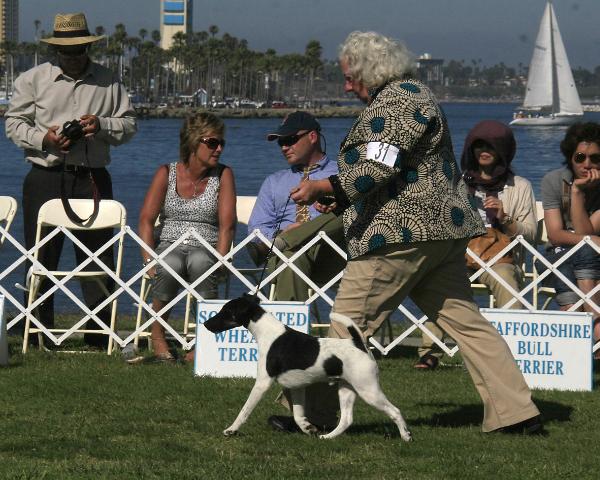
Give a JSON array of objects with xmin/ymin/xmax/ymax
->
[{"xmin": 0, "ymin": 338, "xmax": 598, "ymax": 480}]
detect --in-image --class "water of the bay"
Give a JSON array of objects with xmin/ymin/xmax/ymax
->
[{"xmin": 2, "ymin": 103, "xmax": 600, "ymax": 314}]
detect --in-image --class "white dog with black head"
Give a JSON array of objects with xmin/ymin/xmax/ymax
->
[{"xmin": 203, "ymin": 295, "xmax": 412, "ymax": 441}]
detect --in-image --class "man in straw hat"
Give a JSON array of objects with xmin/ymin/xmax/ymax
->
[{"xmin": 5, "ymin": 13, "xmax": 137, "ymax": 349}]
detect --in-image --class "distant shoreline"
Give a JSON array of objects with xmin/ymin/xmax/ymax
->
[{"xmin": 1, "ymin": 100, "xmax": 598, "ymax": 120}]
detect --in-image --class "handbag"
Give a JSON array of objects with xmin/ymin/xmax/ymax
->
[{"xmin": 465, "ymin": 227, "xmax": 513, "ymax": 270}]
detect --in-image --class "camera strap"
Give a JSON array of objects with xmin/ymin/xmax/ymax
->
[{"xmin": 60, "ymin": 143, "xmax": 101, "ymax": 225}]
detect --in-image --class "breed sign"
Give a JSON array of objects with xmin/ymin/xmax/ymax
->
[
  {"xmin": 481, "ymin": 309, "xmax": 593, "ymax": 391},
  {"xmin": 194, "ymin": 300, "xmax": 310, "ymax": 377}
]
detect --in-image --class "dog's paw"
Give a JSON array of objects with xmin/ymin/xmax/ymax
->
[
  {"xmin": 300, "ymin": 424, "xmax": 320, "ymax": 436},
  {"xmin": 223, "ymin": 428, "xmax": 240, "ymax": 437}
]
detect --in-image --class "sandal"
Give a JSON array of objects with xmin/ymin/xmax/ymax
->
[
  {"xmin": 414, "ymin": 353, "xmax": 439, "ymax": 370},
  {"xmin": 153, "ymin": 351, "xmax": 175, "ymax": 363}
]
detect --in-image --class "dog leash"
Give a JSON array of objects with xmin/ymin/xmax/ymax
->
[{"xmin": 253, "ymin": 193, "xmax": 292, "ymax": 298}]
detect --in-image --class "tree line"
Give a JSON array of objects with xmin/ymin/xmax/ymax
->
[{"xmin": 2, "ymin": 22, "xmax": 599, "ymax": 104}]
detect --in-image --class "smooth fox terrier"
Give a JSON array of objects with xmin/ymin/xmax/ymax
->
[{"xmin": 203, "ymin": 295, "xmax": 412, "ymax": 441}]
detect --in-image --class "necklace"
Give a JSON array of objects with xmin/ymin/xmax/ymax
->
[{"xmin": 187, "ymin": 167, "xmax": 209, "ymax": 197}]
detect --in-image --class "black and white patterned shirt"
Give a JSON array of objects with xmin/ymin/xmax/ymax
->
[
  {"xmin": 159, "ymin": 162, "xmax": 221, "ymax": 247},
  {"xmin": 331, "ymin": 79, "xmax": 486, "ymax": 259}
]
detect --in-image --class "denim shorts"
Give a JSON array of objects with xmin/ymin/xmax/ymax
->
[
  {"xmin": 540, "ymin": 245, "xmax": 600, "ymax": 306},
  {"xmin": 152, "ymin": 241, "xmax": 218, "ymax": 302}
]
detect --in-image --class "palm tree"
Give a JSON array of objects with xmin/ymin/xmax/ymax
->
[
  {"xmin": 0, "ymin": 40, "xmax": 18, "ymax": 97},
  {"xmin": 208, "ymin": 25, "xmax": 219, "ymax": 38},
  {"xmin": 304, "ymin": 40, "xmax": 322, "ymax": 105},
  {"xmin": 151, "ymin": 30, "xmax": 161, "ymax": 46},
  {"xmin": 33, "ymin": 19, "xmax": 41, "ymax": 66}
]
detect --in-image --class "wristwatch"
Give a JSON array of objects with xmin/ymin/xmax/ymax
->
[{"xmin": 500, "ymin": 215, "xmax": 514, "ymax": 226}]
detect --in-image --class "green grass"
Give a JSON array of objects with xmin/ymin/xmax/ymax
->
[{"xmin": 1, "ymin": 339, "xmax": 598, "ymax": 480}]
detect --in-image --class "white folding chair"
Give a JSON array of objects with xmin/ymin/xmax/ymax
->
[
  {"xmin": 0, "ymin": 196, "xmax": 17, "ymax": 246},
  {"xmin": 533, "ymin": 200, "xmax": 556, "ymax": 309},
  {"xmin": 23, "ymin": 199, "xmax": 126, "ymax": 354}
]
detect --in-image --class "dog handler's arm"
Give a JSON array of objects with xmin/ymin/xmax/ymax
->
[{"xmin": 138, "ymin": 165, "xmax": 169, "ymax": 276}]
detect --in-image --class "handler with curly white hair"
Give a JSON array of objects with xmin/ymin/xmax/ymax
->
[{"xmin": 285, "ymin": 31, "xmax": 543, "ymax": 436}]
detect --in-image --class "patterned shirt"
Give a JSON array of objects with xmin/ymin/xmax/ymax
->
[
  {"xmin": 159, "ymin": 162, "xmax": 221, "ymax": 247},
  {"xmin": 330, "ymin": 79, "xmax": 486, "ymax": 259}
]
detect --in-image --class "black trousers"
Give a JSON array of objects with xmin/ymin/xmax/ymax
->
[{"xmin": 22, "ymin": 164, "xmax": 115, "ymax": 345}]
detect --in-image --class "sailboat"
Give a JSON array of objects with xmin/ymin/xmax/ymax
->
[{"xmin": 510, "ymin": 1, "xmax": 583, "ymax": 126}]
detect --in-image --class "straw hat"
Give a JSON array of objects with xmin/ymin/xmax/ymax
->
[{"xmin": 40, "ymin": 13, "xmax": 105, "ymax": 46}]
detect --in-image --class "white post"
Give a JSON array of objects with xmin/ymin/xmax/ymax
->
[{"xmin": 0, "ymin": 296, "xmax": 7, "ymax": 366}]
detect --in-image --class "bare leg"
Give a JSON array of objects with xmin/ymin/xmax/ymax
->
[{"xmin": 150, "ymin": 299, "xmax": 172, "ymax": 357}]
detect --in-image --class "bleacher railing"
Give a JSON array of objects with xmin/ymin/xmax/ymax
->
[{"xmin": 1, "ymin": 223, "xmax": 599, "ymax": 358}]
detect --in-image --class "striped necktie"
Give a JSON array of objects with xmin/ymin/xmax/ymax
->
[{"xmin": 295, "ymin": 164, "xmax": 319, "ymax": 223}]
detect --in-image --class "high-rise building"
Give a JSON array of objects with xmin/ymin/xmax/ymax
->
[
  {"xmin": 0, "ymin": 0, "xmax": 18, "ymax": 44},
  {"xmin": 160, "ymin": 0, "xmax": 193, "ymax": 50}
]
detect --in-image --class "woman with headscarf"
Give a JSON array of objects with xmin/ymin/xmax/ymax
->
[{"xmin": 416, "ymin": 120, "xmax": 537, "ymax": 369}]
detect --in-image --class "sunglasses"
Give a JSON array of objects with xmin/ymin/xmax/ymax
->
[
  {"xmin": 200, "ymin": 137, "xmax": 226, "ymax": 149},
  {"xmin": 277, "ymin": 130, "xmax": 311, "ymax": 147},
  {"xmin": 57, "ymin": 46, "xmax": 89, "ymax": 57},
  {"xmin": 573, "ymin": 152, "xmax": 600, "ymax": 164}
]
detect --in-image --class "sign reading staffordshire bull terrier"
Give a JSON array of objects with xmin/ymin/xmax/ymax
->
[{"xmin": 482, "ymin": 309, "xmax": 593, "ymax": 391}]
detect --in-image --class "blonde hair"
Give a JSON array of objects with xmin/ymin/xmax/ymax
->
[
  {"xmin": 179, "ymin": 112, "xmax": 225, "ymax": 163},
  {"xmin": 339, "ymin": 31, "xmax": 415, "ymax": 89}
]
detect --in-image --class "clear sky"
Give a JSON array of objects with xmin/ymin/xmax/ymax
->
[{"xmin": 18, "ymin": 0, "xmax": 600, "ymax": 69}]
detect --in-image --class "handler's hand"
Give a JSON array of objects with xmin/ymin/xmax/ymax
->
[
  {"xmin": 80, "ymin": 114, "xmax": 100, "ymax": 137},
  {"xmin": 315, "ymin": 201, "xmax": 337, "ymax": 214}
]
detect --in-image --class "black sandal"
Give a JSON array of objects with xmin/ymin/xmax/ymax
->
[{"xmin": 414, "ymin": 353, "xmax": 439, "ymax": 370}]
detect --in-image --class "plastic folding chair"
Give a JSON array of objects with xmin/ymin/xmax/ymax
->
[
  {"xmin": 0, "ymin": 196, "xmax": 17, "ymax": 247},
  {"xmin": 23, "ymin": 199, "xmax": 126, "ymax": 354}
]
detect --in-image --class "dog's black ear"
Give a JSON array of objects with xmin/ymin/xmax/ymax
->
[{"xmin": 243, "ymin": 293, "xmax": 260, "ymax": 304}]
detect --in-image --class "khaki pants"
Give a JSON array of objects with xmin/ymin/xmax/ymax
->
[
  {"xmin": 268, "ymin": 213, "xmax": 346, "ymax": 301},
  {"xmin": 418, "ymin": 262, "xmax": 524, "ymax": 359},
  {"xmin": 323, "ymin": 239, "xmax": 538, "ymax": 432}
]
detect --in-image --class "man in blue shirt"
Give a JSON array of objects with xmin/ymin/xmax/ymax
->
[{"xmin": 248, "ymin": 111, "xmax": 345, "ymax": 302}]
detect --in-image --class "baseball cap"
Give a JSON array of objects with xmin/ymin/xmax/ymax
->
[{"xmin": 267, "ymin": 111, "xmax": 321, "ymax": 141}]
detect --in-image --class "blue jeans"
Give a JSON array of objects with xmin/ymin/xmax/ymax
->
[{"xmin": 540, "ymin": 245, "xmax": 600, "ymax": 306}]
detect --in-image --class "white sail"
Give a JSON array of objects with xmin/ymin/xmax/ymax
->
[
  {"xmin": 512, "ymin": 1, "xmax": 583, "ymax": 126},
  {"xmin": 550, "ymin": 5, "xmax": 583, "ymax": 115},
  {"xmin": 522, "ymin": 2, "xmax": 553, "ymax": 110}
]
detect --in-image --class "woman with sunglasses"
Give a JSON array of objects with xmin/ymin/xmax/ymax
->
[
  {"xmin": 138, "ymin": 112, "xmax": 236, "ymax": 362},
  {"xmin": 541, "ymin": 122, "xmax": 600, "ymax": 348}
]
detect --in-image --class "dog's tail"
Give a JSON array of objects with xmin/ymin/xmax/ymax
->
[{"xmin": 329, "ymin": 312, "xmax": 373, "ymax": 357}]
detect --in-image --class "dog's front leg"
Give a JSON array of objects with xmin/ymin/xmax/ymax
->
[
  {"xmin": 223, "ymin": 375, "xmax": 274, "ymax": 436},
  {"xmin": 289, "ymin": 388, "xmax": 320, "ymax": 435}
]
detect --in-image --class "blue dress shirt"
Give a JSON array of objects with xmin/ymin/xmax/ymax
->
[{"xmin": 248, "ymin": 155, "xmax": 338, "ymax": 240}]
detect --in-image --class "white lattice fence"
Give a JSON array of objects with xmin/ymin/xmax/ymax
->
[{"xmin": 0, "ymin": 224, "xmax": 599, "ymax": 357}]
